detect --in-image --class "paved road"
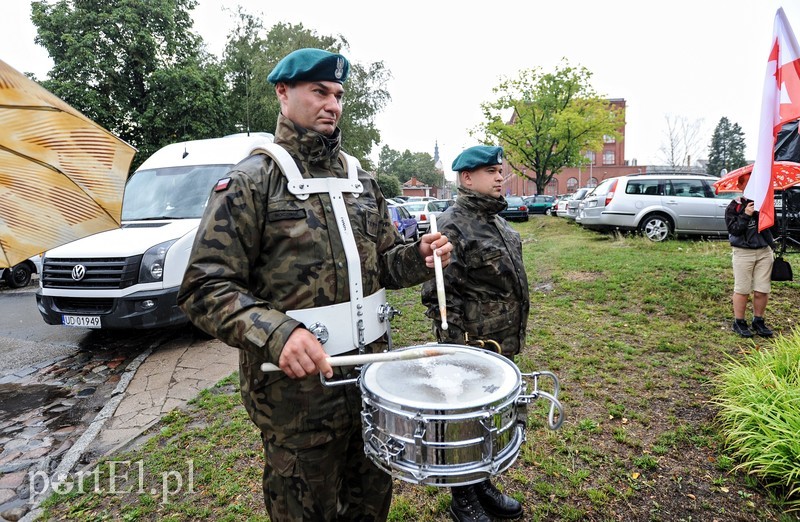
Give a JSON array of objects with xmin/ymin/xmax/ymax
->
[{"xmin": 0, "ymin": 282, "xmax": 89, "ymax": 372}]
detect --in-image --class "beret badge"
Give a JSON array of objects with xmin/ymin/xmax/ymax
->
[{"xmin": 335, "ymin": 58, "xmax": 345, "ymax": 80}]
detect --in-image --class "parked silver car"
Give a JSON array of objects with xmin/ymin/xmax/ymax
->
[
  {"xmin": 564, "ymin": 187, "xmax": 592, "ymax": 221},
  {"xmin": 579, "ymin": 174, "xmax": 736, "ymax": 241},
  {"xmin": 400, "ymin": 200, "xmax": 453, "ymax": 233}
]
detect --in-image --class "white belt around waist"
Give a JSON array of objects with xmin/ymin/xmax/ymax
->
[{"xmin": 286, "ymin": 289, "xmax": 388, "ymax": 356}]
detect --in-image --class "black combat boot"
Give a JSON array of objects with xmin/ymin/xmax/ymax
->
[
  {"xmin": 474, "ymin": 480, "xmax": 523, "ymax": 519},
  {"xmin": 450, "ymin": 485, "xmax": 491, "ymax": 522},
  {"xmin": 751, "ymin": 317, "xmax": 774, "ymax": 337},
  {"xmin": 732, "ymin": 319, "xmax": 753, "ymax": 338}
]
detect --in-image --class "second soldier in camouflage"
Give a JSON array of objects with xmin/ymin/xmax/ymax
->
[{"xmin": 421, "ymin": 145, "xmax": 529, "ymax": 521}]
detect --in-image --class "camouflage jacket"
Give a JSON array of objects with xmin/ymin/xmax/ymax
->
[
  {"xmin": 421, "ymin": 187, "xmax": 529, "ymax": 356},
  {"xmin": 177, "ymin": 115, "xmax": 433, "ymax": 446}
]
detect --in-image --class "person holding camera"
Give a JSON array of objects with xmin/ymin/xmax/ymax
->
[{"xmin": 725, "ymin": 173, "xmax": 776, "ymax": 338}]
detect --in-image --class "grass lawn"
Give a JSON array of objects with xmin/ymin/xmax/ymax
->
[{"xmin": 40, "ymin": 217, "xmax": 800, "ymax": 521}]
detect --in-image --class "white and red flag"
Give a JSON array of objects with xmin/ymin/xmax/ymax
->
[{"xmin": 746, "ymin": 7, "xmax": 800, "ymax": 231}]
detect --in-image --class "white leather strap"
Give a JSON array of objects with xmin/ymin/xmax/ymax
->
[
  {"xmin": 258, "ymin": 143, "xmax": 378, "ymax": 353},
  {"xmin": 253, "ymin": 144, "xmax": 363, "ymax": 200},
  {"xmin": 286, "ymin": 289, "xmax": 388, "ymax": 356},
  {"xmin": 288, "ymin": 177, "xmax": 363, "ymax": 198}
]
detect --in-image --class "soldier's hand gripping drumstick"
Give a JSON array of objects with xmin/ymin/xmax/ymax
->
[
  {"xmin": 430, "ymin": 214, "xmax": 448, "ymax": 330},
  {"xmin": 278, "ymin": 229, "xmax": 451, "ymax": 380}
]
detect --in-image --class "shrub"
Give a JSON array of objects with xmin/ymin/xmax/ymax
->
[{"xmin": 712, "ymin": 329, "xmax": 800, "ymax": 510}]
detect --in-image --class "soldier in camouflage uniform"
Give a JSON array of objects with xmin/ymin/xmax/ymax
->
[
  {"xmin": 421, "ymin": 145, "xmax": 529, "ymax": 522},
  {"xmin": 177, "ymin": 48, "xmax": 452, "ymax": 521}
]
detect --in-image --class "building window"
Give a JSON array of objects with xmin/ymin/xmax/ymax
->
[
  {"xmin": 603, "ymin": 151, "xmax": 615, "ymax": 165},
  {"xmin": 566, "ymin": 177, "xmax": 578, "ymax": 192},
  {"xmin": 603, "ymin": 134, "xmax": 615, "ymax": 143},
  {"xmin": 546, "ymin": 178, "xmax": 558, "ymax": 195},
  {"xmin": 586, "ymin": 151, "xmax": 595, "ymax": 165},
  {"xmin": 587, "ymin": 177, "xmax": 598, "ymax": 188}
]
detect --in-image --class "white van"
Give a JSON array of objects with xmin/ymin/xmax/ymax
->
[{"xmin": 35, "ymin": 133, "xmax": 274, "ymax": 329}]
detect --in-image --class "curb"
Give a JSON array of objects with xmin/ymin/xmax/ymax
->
[{"xmin": 19, "ymin": 346, "xmax": 154, "ymax": 522}]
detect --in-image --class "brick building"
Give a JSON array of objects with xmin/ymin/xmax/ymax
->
[
  {"xmin": 402, "ymin": 176, "xmax": 441, "ymax": 198},
  {"xmin": 501, "ymin": 99, "xmax": 644, "ymax": 196}
]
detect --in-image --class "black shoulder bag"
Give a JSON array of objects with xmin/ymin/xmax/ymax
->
[{"xmin": 772, "ymin": 255, "xmax": 794, "ymax": 281}]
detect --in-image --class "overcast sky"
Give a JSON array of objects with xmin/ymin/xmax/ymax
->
[{"xmin": 3, "ymin": 1, "xmax": 798, "ymax": 177}]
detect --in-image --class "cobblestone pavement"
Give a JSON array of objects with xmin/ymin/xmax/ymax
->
[{"xmin": 0, "ymin": 327, "xmax": 192, "ymax": 520}]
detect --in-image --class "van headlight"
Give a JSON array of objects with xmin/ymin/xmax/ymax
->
[{"xmin": 139, "ymin": 240, "xmax": 177, "ymax": 283}]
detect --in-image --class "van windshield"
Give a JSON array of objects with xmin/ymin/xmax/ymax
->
[{"xmin": 121, "ymin": 165, "xmax": 232, "ymax": 220}]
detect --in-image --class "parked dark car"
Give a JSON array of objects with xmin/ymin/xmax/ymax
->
[
  {"xmin": 523, "ymin": 195, "xmax": 556, "ymax": 215},
  {"xmin": 0, "ymin": 255, "xmax": 41, "ymax": 289},
  {"xmin": 499, "ymin": 196, "xmax": 529, "ymax": 222},
  {"xmin": 429, "ymin": 199, "xmax": 455, "ymax": 214},
  {"xmin": 388, "ymin": 204, "xmax": 419, "ymax": 242}
]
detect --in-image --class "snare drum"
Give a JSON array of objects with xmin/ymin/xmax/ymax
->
[{"xmin": 360, "ymin": 344, "xmax": 530, "ymax": 486}]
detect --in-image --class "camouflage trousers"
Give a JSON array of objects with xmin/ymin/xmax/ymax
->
[{"xmin": 261, "ymin": 426, "xmax": 392, "ymax": 521}]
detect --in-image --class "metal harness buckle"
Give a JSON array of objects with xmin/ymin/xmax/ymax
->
[{"xmin": 464, "ymin": 333, "xmax": 502, "ymax": 353}]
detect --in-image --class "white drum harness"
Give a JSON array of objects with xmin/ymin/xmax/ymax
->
[{"xmin": 254, "ymin": 144, "xmax": 395, "ymax": 356}]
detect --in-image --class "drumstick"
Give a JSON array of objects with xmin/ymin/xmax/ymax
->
[
  {"xmin": 259, "ymin": 346, "xmax": 458, "ymax": 372},
  {"xmin": 429, "ymin": 214, "xmax": 448, "ymax": 330}
]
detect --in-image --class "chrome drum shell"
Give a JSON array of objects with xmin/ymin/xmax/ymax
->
[{"xmin": 359, "ymin": 344, "xmax": 526, "ymax": 486}]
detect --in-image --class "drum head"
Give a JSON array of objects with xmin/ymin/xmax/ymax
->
[{"xmin": 361, "ymin": 345, "xmax": 519, "ymax": 410}]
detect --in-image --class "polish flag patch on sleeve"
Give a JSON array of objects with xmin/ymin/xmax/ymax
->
[{"xmin": 214, "ymin": 177, "xmax": 232, "ymax": 192}]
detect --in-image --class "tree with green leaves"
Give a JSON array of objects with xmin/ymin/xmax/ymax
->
[
  {"xmin": 31, "ymin": 0, "xmax": 231, "ymax": 168},
  {"xmin": 377, "ymin": 145, "xmax": 401, "ymax": 175},
  {"xmin": 377, "ymin": 146, "xmax": 441, "ymax": 187},
  {"xmin": 476, "ymin": 60, "xmax": 624, "ymax": 194},
  {"xmin": 707, "ymin": 117, "xmax": 747, "ymax": 176},
  {"xmin": 375, "ymin": 173, "xmax": 402, "ymax": 198},
  {"xmin": 221, "ymin": 15, "xmax": 391, "ymax": 168}
]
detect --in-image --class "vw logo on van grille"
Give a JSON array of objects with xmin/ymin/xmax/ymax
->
[{"xmin": 71, "ymin": 264, "xmax": 86, "ymax": 281}]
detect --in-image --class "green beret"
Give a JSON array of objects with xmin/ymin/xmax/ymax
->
[
  {"xmin": 267, "ymin": 48, "xmax": 350, "ymax": 84},
  {"xmin": 452, "ymin": 146, "xmax": 504, "ymax": 172}
]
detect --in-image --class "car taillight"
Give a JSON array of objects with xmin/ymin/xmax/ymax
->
[
  {"xmin": 520, "ymin": 205, "xmax": 528, "ymax": 212},
  {"xmin": 605, "ymin": 180, "xmax": 618, "ymax": 206},
  {"xmin": 393, "ymin": 220, "xmax": 400, "ymax": 228},
  {"xmin": 420, "ymin": 214, "xmax": 427, "ymax": 221}
]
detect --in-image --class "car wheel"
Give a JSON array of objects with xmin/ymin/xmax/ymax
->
[
  {"xmin": 5, "ymin": 263, "xmax": 32, "ymax": 288},
  {"xmin": 639, "ymin": 214, "xmax": 672, "ymax": 242}
]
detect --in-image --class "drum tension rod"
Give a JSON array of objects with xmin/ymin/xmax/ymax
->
[{"xmin": 378, "ymin": 303, "xmax": 402, "ymax": 351}]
